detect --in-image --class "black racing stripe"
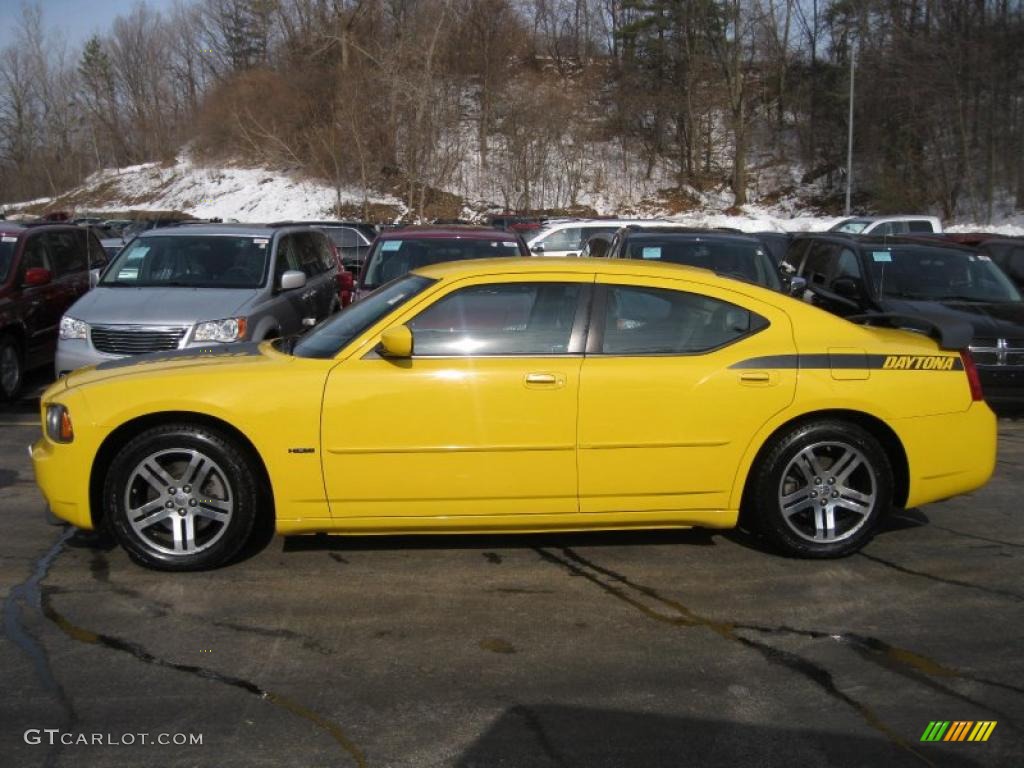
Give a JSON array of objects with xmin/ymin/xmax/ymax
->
[
  {"xmin": 94, "ymin": 342, "xmax": 264, "ymax": 371},
  {"xmin": 730, "ymin": 353, "xmax": 963, "ymax": 371}
]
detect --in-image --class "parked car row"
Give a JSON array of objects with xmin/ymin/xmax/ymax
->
[{"xmin": 4, "ymin": 212, "xmax": 1023, "ymax": 412}]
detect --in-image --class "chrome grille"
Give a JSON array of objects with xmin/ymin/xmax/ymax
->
[
  {"xmin": 969, "ymin": 337, "xmax": 1024, "ymax": 367},
  {"xmin": 90, "ymin": 325, "xmax": 187, "ymax": 355}
]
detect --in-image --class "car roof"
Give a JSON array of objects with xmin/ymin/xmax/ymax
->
[
  {"xmin": 622, "ymin": 228, "xmax": 762, "ymax": 243},
  {"xmin": 0, "ymin": 221, "xmax": 78, "ymax": 236},
  {"xmin": 136, "ymin": 223, "xmax": 289, "ymax": 237},
  {"xmin": 378, "ymin": 226, "xmax": 518, "ymax": 240},
  {"xmin": 413, "ymin": 256, "xmax": 736, "ymax": 285}
]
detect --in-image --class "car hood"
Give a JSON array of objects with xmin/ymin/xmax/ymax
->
[
  {"xmin": 59, "ymin": 341, "xmax": 280, "ymax": 391},
  {"xmin": 69, "ymin": 287, "xmax": 255, "ymax": 326},
  {"xmin": 882, "ymin": 298, "xmax": 1024, "ymax": 338}
]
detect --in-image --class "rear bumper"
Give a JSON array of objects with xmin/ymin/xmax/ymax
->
[{"xmin": 894, "ymin": 402, "xmax": 997, "ymax": 509}]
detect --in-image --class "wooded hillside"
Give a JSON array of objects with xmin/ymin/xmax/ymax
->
[{"xmin": 2, "ymin": 0, "xmax": 1022, "ymax": 221}]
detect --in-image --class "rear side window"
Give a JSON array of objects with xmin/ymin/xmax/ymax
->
[
  {"xmin": 908, "ymin": 220, "xmax": 934, "ymax": 233},
  {"xmin": 362, "ymin": 237, "xmax": 522, "ymax": 290},
  {"xmin": 326, "ymin": 228, "xmax": 359, "ymax": 248},
  {"xmin": 409, "ymin": 282, "xmax": 582, "ymax": 356},
  {"xmin": 599, "ymin": 285, "xmax": 766, "ymax": 355}
]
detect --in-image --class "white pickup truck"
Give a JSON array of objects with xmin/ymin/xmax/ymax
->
[{"xmin": 828, "ymin": 215, "xmax": 943, "ymax": 235}]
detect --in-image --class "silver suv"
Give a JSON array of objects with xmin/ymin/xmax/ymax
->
[{"xmin": 56, "ymin": 224, "xmax": 339, "ymax": 376}]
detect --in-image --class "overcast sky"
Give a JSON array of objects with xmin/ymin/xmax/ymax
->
[{"xmin": 0, "ymin": 0, "xmax": 178, "ymax": 50}]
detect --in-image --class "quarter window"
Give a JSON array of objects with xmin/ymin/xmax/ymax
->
[
  {"xmin": 409, "ymin": 282, "xmax": 582, "ymax": 356},
  {"xmin": 599, "ymin": 285, "xmax": 766, "ymax": 355}
]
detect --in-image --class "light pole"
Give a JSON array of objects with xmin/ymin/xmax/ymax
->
[{"xmin": 845, "ymin": 38, "xmax": 856, "ymax": 215}]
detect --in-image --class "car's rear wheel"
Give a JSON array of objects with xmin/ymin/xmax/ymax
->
[
  {"xmin": 104, "ymin": 423, "xmax": 260, "ymax": 570},
  {"xmin": 0, "ymin": 333, "xmax": 23, "ymax": 402},
  {"xmin": 750, "ymin": 420, "xmax": 893, "ymax": 558}
]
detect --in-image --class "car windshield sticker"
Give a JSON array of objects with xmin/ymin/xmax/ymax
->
[
  {"xmin": 977, "ymin": 254, "xmax": 991, "ymax": 261},
  {"xmin": 872, "ymin": 251, "xmax": 892, "ymax": 262},
  {"xmin": 254, "ymin": 238, "xmax": 269, "ymax": 248},
  {"xmin": 1, "ymin": 236, "xmax": 16, "ymax": 243},
  {"xmin": 642, "ymin": 247, "xmax": 662, "ymax": 260},
  {"xmin": 382, "ymin": 240, "xmax": 402, "ymax": 251}
]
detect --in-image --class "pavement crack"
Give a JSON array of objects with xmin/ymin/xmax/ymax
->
[
  {"xmin": 2, "ymin": 528, "xmax": 77, "ymax": 725},
  {"xmin": 537, "ymin": 546, "xmax": 942, "ymax": 767},
  {"xmin": 858, "ymin": 552, "xmax": 1024, "ymax": 602},
  {"xmin": 927, "ymin": 524, "xmax": 1024, "ymax": 550},
  {"xmin": 40, "ymin": 588, "xmax": 367, "ymax": 767},
  {"xmin": 512, "ymin": 705, "xmax": 575, "ymax": 768}
]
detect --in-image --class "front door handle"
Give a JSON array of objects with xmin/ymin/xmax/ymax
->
[{"xmin": 525, "ymin": 373, "xmax": 557, "ymax": 384}]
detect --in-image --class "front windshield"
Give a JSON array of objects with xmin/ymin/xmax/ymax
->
[
  {"xmin": 867, "ymin": 245, "xmax": 1022, "ymax": 302},
  {"xmin": 0, "ymin": 239, "xmax": 15, "ymax": 282},
  {"xmin": 362, "ymin": 237, "xmax": 521, "ymax": 291},
  {"xmin": 291, "ymin": 274, "xmax": 434, "ymax": 358},
  {"xmin": 100, "ymin": 235, "xmax": 271, "ymax": 288},
  {"xmin": 833, "ymin": 219, "xmax": 870, "ymax": 234},
  {"xmin": 624, "ymin": 237, "xmax": 781, "ymax": 290}
]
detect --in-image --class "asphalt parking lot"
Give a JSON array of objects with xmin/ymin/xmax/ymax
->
[{"xmin": 1, "ymin": 379, "xmax": 1022, "ymax": 767}]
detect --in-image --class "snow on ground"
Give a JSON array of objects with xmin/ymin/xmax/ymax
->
[{"xmin": 6, "ymin": 156, "xmax": 407, "ymax": 222}]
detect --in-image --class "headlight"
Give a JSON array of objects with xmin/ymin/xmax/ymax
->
[
  {"xmin": 193, "ymin": 317, "xmax": 247, "ymax": 343},
  {"xmin": 59, "ymin": 316, "xmax": 89, "ymax": 340},
  {"xmin": 45, "ymin": 404, "xmax": 74, "ymax": 443}
]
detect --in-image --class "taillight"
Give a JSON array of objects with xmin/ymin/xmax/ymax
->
[{"xmin": 960, "ymin": 349, "xmax": 984, "ymax": 402}]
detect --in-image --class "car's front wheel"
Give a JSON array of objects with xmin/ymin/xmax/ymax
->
[
  {"xmin": 749, "ymin": 420, "xmax": 893, "ymax": 558},
  {"xmin": 104, "ymin": 423, "xmax": 261, "ymax": 570}
]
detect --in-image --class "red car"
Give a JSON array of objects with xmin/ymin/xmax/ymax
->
[
  {"xmin": 0, "ymin": 222, "xmax": 108, "ymax": 399},
  {"xmin": 354, "ymin": 226, "xmax": 529, "ymax": 300}
]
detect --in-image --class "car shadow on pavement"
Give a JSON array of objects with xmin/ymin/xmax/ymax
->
[
  {"xmin": 280, "ymin": 527, "xmax": 720, "ymax": 556},
  {"xmin": 455, "ymin": 705, "xmax": 984, "ymax": 768}
]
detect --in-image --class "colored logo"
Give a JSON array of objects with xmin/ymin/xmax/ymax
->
[{"xmin": 920, "ymin": 721, "xmax": 996, "ymax": 742}]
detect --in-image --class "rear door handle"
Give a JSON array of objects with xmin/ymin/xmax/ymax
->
[{"xmin": 739, "ymin": 371, "xmax": 777, "ymax": 386}]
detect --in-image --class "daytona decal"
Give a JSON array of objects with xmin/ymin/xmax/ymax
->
[{"xmin": 731, "ymin": 354, "xmax": 962, "ymax": 371}]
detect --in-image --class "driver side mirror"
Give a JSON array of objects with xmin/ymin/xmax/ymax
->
[
  {"xmin": 379, "ymin": 325, "xmax": 413, "ymax": 358},
  {"xmin": 279, "ymin": 270, "xmax": 306, "ymax": 291},
  {"xmin": 24, "ymin": 267, "xmax": 52, "ymax": 287},
  {"xmin": 786, "ymin": 275, "xmax": 807, "ymax": 296},
  {"xmin": 530, "ymin": 244, "xmax": 545, "ymax": 255}
]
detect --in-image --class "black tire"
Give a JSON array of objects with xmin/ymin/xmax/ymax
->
[
  {"xmin": 104, "ymin": 423, "xmax": 262, "ymax": 571},
  {"xmin": 0, "ymin": 333, "xmax": 23, "ymax": 402},
  {"xmin": 749, "ymin": 419, "xmax": 893, "ymax": 558}
]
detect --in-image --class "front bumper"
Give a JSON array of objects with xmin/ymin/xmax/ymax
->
[
  {"xmin": 31, "ymin": 437, "xmax": 95, "ymax": 529},
  {"xmin": 978, "ymin": 366, "xmax": 1024, "ymax": 406}
]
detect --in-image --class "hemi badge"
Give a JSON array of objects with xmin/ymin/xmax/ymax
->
[{"xmin": 288, "ymin": 447, "xmax": 316, "ymax": 454}]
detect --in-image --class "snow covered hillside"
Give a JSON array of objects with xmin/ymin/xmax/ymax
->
[{"xmin": 5, "ymin": 152, "xmax": 1024, "ymax": 235}]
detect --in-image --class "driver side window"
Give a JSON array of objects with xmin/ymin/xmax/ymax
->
[{"xmin": 408, "ymin": 282, "xmax": 582, "ymax": 356}]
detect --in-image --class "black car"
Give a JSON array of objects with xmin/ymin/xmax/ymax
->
[
  {"xmin": 782, "ymin": 234, "xmax": 1024, "ymax": 406},
  {"xmin": 977, "ymin": 238, "xmax": 1024, "ymax": 292},
  {"xmin": 605, "ymin": 227, "xmax": 790, "ymax": 293}
]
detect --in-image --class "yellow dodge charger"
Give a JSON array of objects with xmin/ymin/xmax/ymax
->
[{"xmin": 32, "ymin": 258, "xmax": 996, "ymax": 570}]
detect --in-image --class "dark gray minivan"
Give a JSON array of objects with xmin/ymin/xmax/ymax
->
[{"xmin": 56, "ymin": 224, "xmax": 339, "ymax": 375}]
